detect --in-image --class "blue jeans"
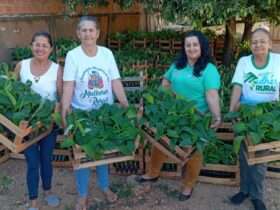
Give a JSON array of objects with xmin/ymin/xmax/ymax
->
[
  {"xmin": 24, "ymin": 130, "xmax": 57, "ymax": 200},
  {"xmin": 74, "ymin": 165, "xmax": 109, "ymax": 198}
]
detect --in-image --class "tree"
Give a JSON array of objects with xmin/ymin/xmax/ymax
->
[
  {"xmin": 138, "ymin": 0, "xmax": 280, "ymax": 65},
  {"xmin": 63, "ymin": 0, "xmax": 280, "ymax": 66}
]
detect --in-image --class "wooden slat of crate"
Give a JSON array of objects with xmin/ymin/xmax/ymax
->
[
  {"xmin": 73, "ymin": 146, "xmax": 135, "ymax": 170},
  {"xmin": 142, "ymin": 127, "xmax": 194, "ymax": 166},
  {"xmin": 266, "ymin": 162, "xmax": 280, "ymax": 179},
  {"xmin": 216, "ymin": 122, "xmax": 234, "ymax": 141},
  {"xmin": 158, "ymin": 39, "xmax": 172, "ymax": 52},
  {"xmin": 133, "ymin": 39, "xmax": 150, "ymax": 48},
  {"xmin": 244, "ymin": 138, "xmax": 280, "ymax": 165},
  {"xmin": 0, "ymin": 144, "xmax": 9, "ymax": 164},
  {"xmin": 198, "ymin": 163, "xmax": 240, "ymax": 186},
  {"xmin": 72, "ymin": 136, "xmax": 140, "ymax": 170},
  {"xmin": 0, "ymin": 114, "xmax": 52, "ymax": 153},
  {"xmin": 110, "ymin": 145, "xmax": 145, "ymax": 175},
  {"xmin": 10, "ymin": 152, "xmax": 24, "ymax": 159},
  {"xmin": 172, "ymin": 40, "xmax": 181, "ymax": 52},
  {"xmin": 0, "ymin": 114, "xmax": 29, "ymax": 137}
]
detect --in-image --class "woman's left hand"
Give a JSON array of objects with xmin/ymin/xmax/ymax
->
[{"xmin": 210, "ymin": 119, "xmax": 222, "ymax": 130}]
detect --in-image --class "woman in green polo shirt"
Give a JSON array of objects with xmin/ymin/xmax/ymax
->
[{"xmin": 136, "ymin": 30, "xmax": 221, "ymax": 201}]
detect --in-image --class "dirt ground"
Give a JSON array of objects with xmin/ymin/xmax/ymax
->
[{"xmin": 0, "ymin": 159, "xmax": 279, "ymax": 210}]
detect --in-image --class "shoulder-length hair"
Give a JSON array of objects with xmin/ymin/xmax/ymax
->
[{"xmin": 175, "ymin": 30, "xmax": 213, "ymax": 77}]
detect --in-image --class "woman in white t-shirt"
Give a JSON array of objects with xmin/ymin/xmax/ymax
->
[
  {"xmin": 15, "ymin": 31, "xmax": 63, "ymax": 210},
  {"xmin": 61, "ymin": 16, "xmax": 128, "ymax": 210},
  {"xmin": 229, "ymin": 28, "xmax": 280, "ymax": 210}
]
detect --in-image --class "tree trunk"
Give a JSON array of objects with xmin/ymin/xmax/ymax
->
[
  {"xmin": 242, "ymin": 16, "xmax": 254, "ymax": 42},
  {"xmin": 222, "ymin": 19, "xmax": 236, "ymax": 66}
]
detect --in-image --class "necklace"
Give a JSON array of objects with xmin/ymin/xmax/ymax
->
[{"xmin": 31, "ymin": 58, "xmax": 51, "ymax": 83}]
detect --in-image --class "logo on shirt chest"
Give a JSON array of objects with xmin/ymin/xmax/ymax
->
[
  {"xmin": 88, "ymin": 71, "xmax": 104, "ymax": 89},
  {"xmin": 245, "ymin": 72, "xmax": 277, "ymax": 93},
  {"xmin": 79, "ymin": 67, "xmax": 110, "ymax": 101}
]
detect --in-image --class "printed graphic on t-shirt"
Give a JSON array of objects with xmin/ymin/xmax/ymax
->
[
  {"xmin": 88, "ymin": 71, "xmax": 104, "ymax": 89},
  {"xmin": 79, "ymin": 66, "xmax": 110, "ymax": 108},
  {"xmin": 244, "ymin": 71, "xmax": 277, "ymax": 94}
]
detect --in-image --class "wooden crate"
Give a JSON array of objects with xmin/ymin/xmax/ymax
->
[
  {"xmin": 266, "ymin": 162, "xmax": 280, "ymax": 179},
  {"xmin": 158, "ymin": 39, "xmax": 172, "ymax": 52},
  {"xmin": 198, "ymin": 163, "xmax": 240, "ymax": 186},
  {"xmin": 154, "ymin": 64, "xmax": 170, "ymax": 71},
  {"xmin": 9, "ymin": 149, "xmax": 73, "ymax": 168},
  {"xmin": 172, "ymin": 40, "xmax": 181, "ymax": 52},
  {"xmin": 214, "ymin": 37, "xmax": 224, "ymax": 66},
  {"xmin": 10, "ymin": 149, "xmax": 72, "ymax": 167},
  {"xmin": 216, "ymin": 122, "xmax": 234, "ymax": 141},
  {"xmin": 131, "ymin": 61, "xmax": 152, "ymax": 71},
  {"xmin": 144, "ymin": 151, "xmax": 182, "ymax": 179},
  {"xmin": 52, "ymin": 148, "xmax": 73, "ymax": 168},
  {"xmin": 107, "ymin": 39, "xmax": 122, "ymax": 50},
  {"xmin": 9, "ymin": 135, "xmax": 73, "ymax": 168},
  {"xmin": 0, "ymin": 114, "xmax": 52, "ymax": 153},
  {"xmin": 142, "ymin": 126, "xmax": 194, "ymax": 166},
  {"xmin": 244, "ymin": 137, "xmax": 280, "ymax": 165},
  {"xmin": 72, "ymin": 136, "xmax": 140, "ymax": 170},
  {"xmin": 51, "ymin": 135, "xmax": 73, "ymax": 168},
  {"xmin": 122, "ymin": 75, "xmax": 144, "ymax": 91},
  {"xmin": 132, "ymin": 39, "xmax": 151, "ymax": 48},
  {"xmin": 110, "ymin": 145, "xmax": 145, "ymax": 175},
  {"xmin": 144, "ymin": 147, "xmax": 240, "ymax": 185},
  {"xmin": 0, "ymin": 144, "xmax": 9, "ymax": 164}
]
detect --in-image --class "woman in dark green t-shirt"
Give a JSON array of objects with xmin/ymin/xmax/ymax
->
[{"xmin": 136, "ymin": 31, "xmax": 221, "ymax": 201}]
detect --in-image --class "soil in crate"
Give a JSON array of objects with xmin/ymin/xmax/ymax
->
[
  {"xmin": 111, "ymin": 160, "xmax": 142, "ymax": 175},
  {"xmin": 122, "ymin": 80, "xmax": 142, "ymax": 88},
  {"xmin": 268, "ymin": 165, "xmax": 280, "ymax": 172},
  {"xmin": 266, "ymin": 162, "xmax": 280, "ymax": 178},
  {"xmin": 52, "ymin": 153, "xmax": 71, "ymax": 162},
  {"xmin": 161, "ymin": 163, "xmax": 179, "ymax": 172},
  {"xmin": 267, "ymin": 166, "xmax": 280, "ymax": 173},
  {"xmin": 199, "ymin": 169, "xmax": 236, "ymax": 179}
]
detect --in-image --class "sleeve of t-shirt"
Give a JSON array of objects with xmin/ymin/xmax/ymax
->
[
  {"xmin": 108, "ymin": 50, "xmax": 120, "ymax": 80},
  {"xmin": 163, "ymin": 64, "xmax": 175, "ymax": 81},
  {"xmin": 231, "ymin": 57, "xmax": 245, "ymax": 86},
  {"xmin": 203, "ymin": 63, "xmax": 221, "ymax": 90},
  {"xmin": 63, "ymin": 52, "xmax": 77, "ymax": 81}
]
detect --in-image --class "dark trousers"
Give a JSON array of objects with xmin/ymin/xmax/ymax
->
[
  {"xmin": 24, "ymin": 130, "xmax": 57, "ymax": 200},
  {"xmin": 239, "ymin": 142, "xmax": 267, "ymax": 200}
]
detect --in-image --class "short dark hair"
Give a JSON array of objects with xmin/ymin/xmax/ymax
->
[
  {"xmin": 31, "ymin": 31, "xmax": 53, "ymax": 47},
  {"xmin": 251, "ymin": 28, "xmax": 272, "ymax": 40},
  {"xmin": 175, "ymin": 30, "xmax": 213, "ymax": 77},
  {"xmin": 77, "ymin": 16, "xmax": 100, "ymax": 30}
]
